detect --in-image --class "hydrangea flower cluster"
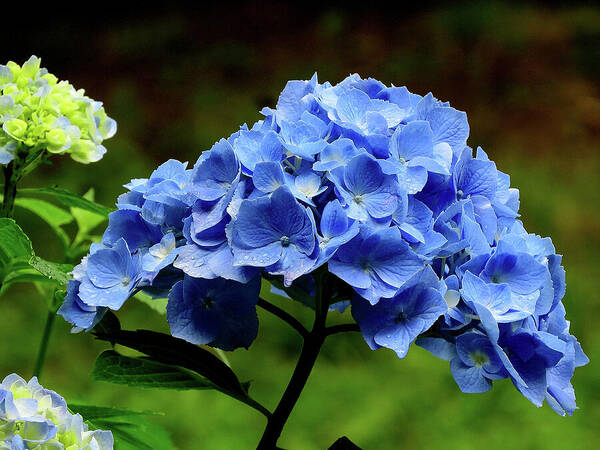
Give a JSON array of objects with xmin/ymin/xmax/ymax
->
[
  {"xmin": 0, "ymin": 56, "xmax": 116, "ymax": 164},
  {"xmin": 59, "ymin": 74, "xmax": 587, "ymax": 415},
  {"xmin": 0, "ymin": 374, "xmax": 113, "ymax": 449}
]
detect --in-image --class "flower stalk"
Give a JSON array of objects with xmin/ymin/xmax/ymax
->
[
  {"xmin": 1, "ymin": 148, "xmax": 27, "ymax": 217},
  {"xmin": 32, "ymin": 310, "xmax": 57, "ymax": 379},
  {"xmin": 257, "ymin": 271, "xmax": 332, "ymax": 449}
]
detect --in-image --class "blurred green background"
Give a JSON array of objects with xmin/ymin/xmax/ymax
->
[{"xmin": 1, "ymin": 2, "xmax": 599, "ymax": 449}]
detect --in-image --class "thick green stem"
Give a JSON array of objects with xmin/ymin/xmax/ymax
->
[
  {"xmin": 1, "ymin": 160, "xmax": 21, "ymax": 218},
  {"xmin": 1, "ymin": 148, "xmax": 46, "ymax": 217},
  {"xmin": 257, "ymin": 329, "xmax": 325, "ymax": 449},
  {"xmin": 32, "ymin": 310, "xmax": 56, "ymax": 379},
  {"xmin": 257, "ymin": 271, "xmax": 331, "ymax": 449}
]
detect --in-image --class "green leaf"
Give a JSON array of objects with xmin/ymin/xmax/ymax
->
[
  {"xmin": 92, "ymin": 416, "xmax": 173, "ymax": 450},
  {"xmin": 49, "ymin": 288, "xmax": 67, "ymax": 313},
  {"xmin": 68, "ymin": 404, "xmax": 173, "ymax": 450},
  {"xmin": 93, "ymin": 329, "xmax": 247, "ymax": 398},
  {"xmin": 68, "ymin": 404, "xmax": 158, "ymax": 421},
  {"xmin": 0, "ymin": 269, "xmax": 54, "ymax": 292},
  {"xmin": 28, "ymin": 256, "xmax": 72, "ymax": 286},
  {"xmin": 71, "ymin": 188, "xmax": 108, "ymax": 245},
  {"xmin": 93, "ymin": 310, "xmax": 122, "ymax": 336},
  {"xmin": 0, "ymin": 218, "xmax": 33, "ymax": 260},
  {"xmin": 0, "ymin": 218, "xmax": 33, "ymax": 287},
  {"xmin": 92, "ymin": 350, "xmax": 213, "ymax": 390},
  {"xmin": 14, "ymin": 197, "xmax": 72, "ymax": 248},
  {"xmin": 19, "ymin": 187, "xmax": 113, "ymax": 216},
  {"xmin": 0, "ymin": 219, "xmax": 74, "ymax": 295},
  {"xmin": 0, "ymin": 259, "xmax": 54, "ymax": 294}
]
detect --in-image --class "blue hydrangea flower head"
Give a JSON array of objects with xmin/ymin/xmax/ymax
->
[{"xmin": 58, "ymin": 73, "xmax": 587, "ymax": 416}]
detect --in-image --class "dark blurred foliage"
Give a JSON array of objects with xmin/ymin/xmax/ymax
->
[{"xmin": 1, "ymin": 2, "xmax": 599, "ymax": 449}]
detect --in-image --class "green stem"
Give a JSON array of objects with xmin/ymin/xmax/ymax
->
[
  {"xmin": 257, "ymin": 271, "xmax": 331, "ymax": 449},
  {"xmin": 1, "ymin": 161, "xmax": 21, "ymax": 218},
  {"xmin": 257, "ymin": 328, "xmax": 325, "ymax": 449},
  {"xmin": 1, "ymin": 147, "xmax": 46, "ymax": 217},
  {"xmin": 32, "ymin": 310, "xmax": 56, "ymax": 379}
]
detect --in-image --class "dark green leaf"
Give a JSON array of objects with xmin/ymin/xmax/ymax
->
[
  {"xmin": 93, "ymin": 311, "xmax": 121, "ymax": 336},
  {"xmin": 93, "ymin": 329, "xmax": 246, "ymax": 398},
  {"xmin": 92, "ymin": 350, "xmax": 214, "ymax": 390},
  {"xmin": 68, "ymin": 404, "xmax": 157, "ymax": 421},
  {"xmin": 19, "ymin": 187, "xmax": 113, "ymax": 216}
]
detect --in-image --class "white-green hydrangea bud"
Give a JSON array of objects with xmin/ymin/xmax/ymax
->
[{"xmin": 0, "ymin": 56, "xmax": 116, "ymax": 165}]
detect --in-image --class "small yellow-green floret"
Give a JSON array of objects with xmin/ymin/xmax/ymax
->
[{"xmin": 0, "ymin": 55, "xmax": 116, "ymax": 165}]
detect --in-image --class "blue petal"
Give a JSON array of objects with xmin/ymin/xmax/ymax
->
[
  {"xmin": 252, "ymin": 161, "xmax": 285, "ymax": 193},
  {"xmin": 343, "ymin": 154, "xmax": 383, "ymax": 195},
  {"xmin": 336, "ymin": 88, "xmax": 370, "ymax": 125},
  {"xmin": 321, "ymin": 200, "xmax": 350, "ymax": 238},
  {"xmin": 369, "ymin": 228, "xmax": 423, "ymax": 288},
  {"xmin": 390, "ymin": 120, "xmax": 434, "ymax": 161},
  {"xmin": 482, "ymin": 242, "xmax": 547, "ymax": 295},
  {"xmin": 167, "ymin": 279, "xmax": 219, "ymax": 345},
  {"xmin": 425, "ymin": 106, "xmax": 470, "ymax": 153},
  {"xmin": 450, "ymin": 359, "xmax": 492, "ymax": 393},
  {"xmin": 87, "ymin": 239, "xmax": 131, "ymax": 288},
  {"xmin": 233, "ymin": 196, "xmax": 281, "ymax": 248}
]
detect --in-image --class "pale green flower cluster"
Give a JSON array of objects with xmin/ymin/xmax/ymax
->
[
  {"xmin": 0, "ymin": 56, "xmax": 116, "ymax": 165},
  {"xmin": 0, "ymin": 374, "xmax": 113, "ymax": 449}
]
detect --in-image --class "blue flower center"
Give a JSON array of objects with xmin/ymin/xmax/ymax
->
[
  {"xmin": 280, "ymin": 236, "xmax": 291, "ymax": 247},
  {"xmin": 456, "ymin": 189, "xmax": 464, "ymax": 199},
  {"xmin": 359, "ymin": 258, "xmax": 371, "ymax": 272},
  {"xmin": 204, "ymin": 297, "xmax": 215, "ymax": 309},
  {"xmin": 395, "ymin": 312, "xmax": 407, "ymax": 323},
  {"xmin": 353, "ymin": 194, "xmax": 364, "ymax": 205},
  {"xmin": 470, "ymin": 351, "xmax": 489, "ymax": 368},
  {"xmin": 121, "ymin": 276, "xmax": 131, "ymax": 286},
  {"xmin": 490, "ymin": 273, "xmax": 503, "ymax": 284}
]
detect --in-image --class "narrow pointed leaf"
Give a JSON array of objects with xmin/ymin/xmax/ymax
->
[
  {"xmin": 93, "ymin": 329, "xmax": 246, "ymax": 397},
  {"xmin": 92, "ymin": 350, "xmax": 214, "ymax": 390},
  {"xmin": 19, "ymin": 187, "xmax": 113, "ymax": 216}
]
